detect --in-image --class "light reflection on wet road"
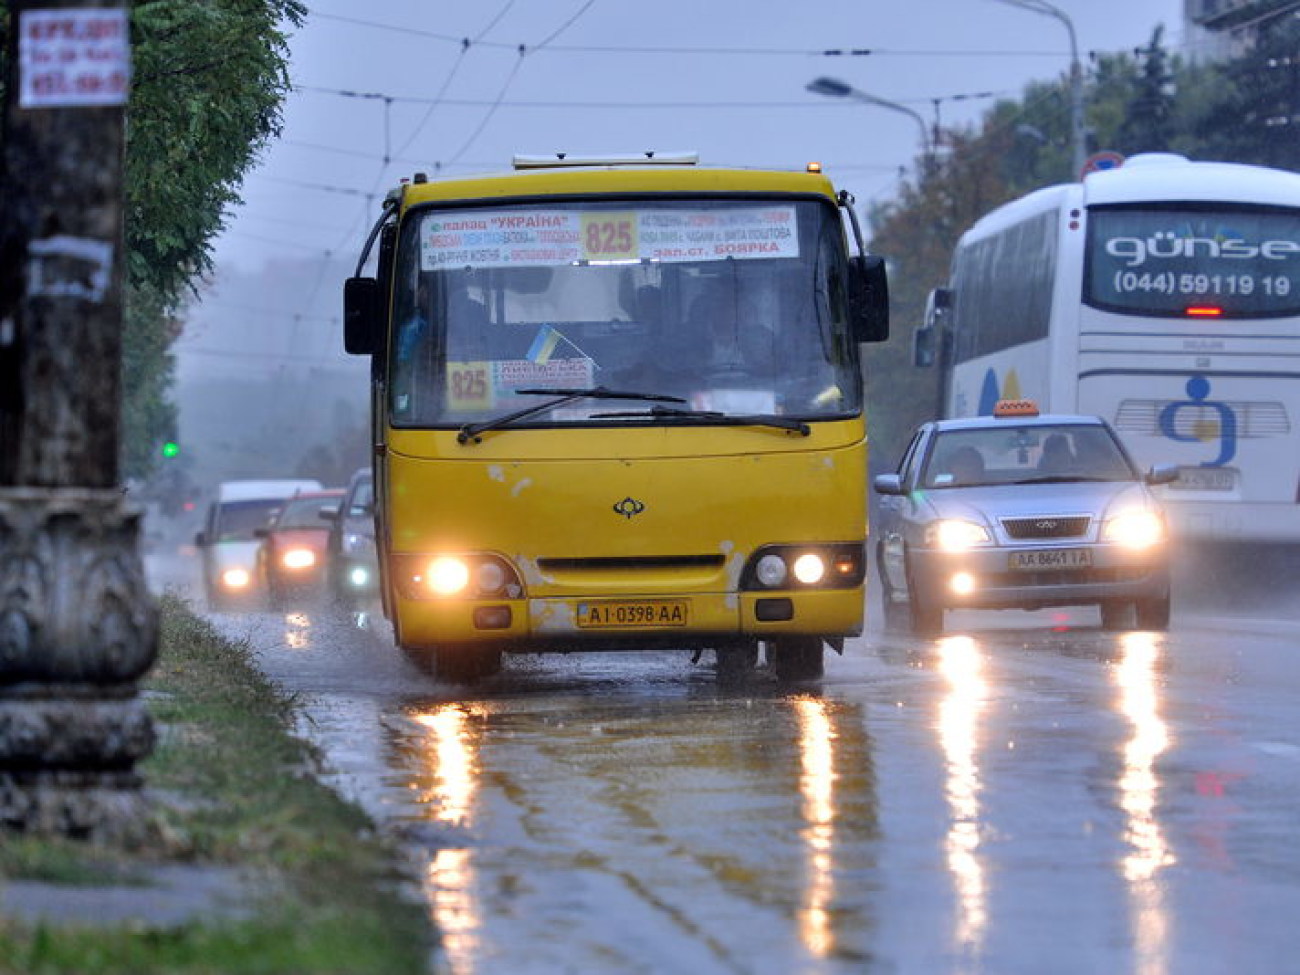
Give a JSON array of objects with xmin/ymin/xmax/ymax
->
[{"xmin": 151, "ymin": 552, "xmax": 1300, "ymax": 974}]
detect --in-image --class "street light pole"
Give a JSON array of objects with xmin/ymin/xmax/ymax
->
[
  {"xmin": 807, "ymin": 76, "xmax": 935, "ymax": 176},
  {"xmin": 992, "ymin": 0, "xmax": 1086, "ymax": 176}
]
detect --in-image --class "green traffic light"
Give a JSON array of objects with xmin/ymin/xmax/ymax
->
[{"xmin": 161, "ymin": 441, "xmax": 180, "ymax": 459}]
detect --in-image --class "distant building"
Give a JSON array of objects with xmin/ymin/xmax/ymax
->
[{"xmin": 1185, "ymin": 0, "xmax": 1299, "ymax": 61}]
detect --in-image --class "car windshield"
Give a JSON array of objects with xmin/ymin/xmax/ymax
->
[
  {"xmin": 921, "ymin": 424, "xmax": 1135, "ymax": 488},
  {"xmin": 274, "ymin": 496, "xmax": 338, "ymax": 529},
  {"xmin": 214, "ymin": 499, "xmax": 283, "ymax": 541},
  {"xmin": 388, "ymin": 198, "xmax": 861, "ymax": 428}
]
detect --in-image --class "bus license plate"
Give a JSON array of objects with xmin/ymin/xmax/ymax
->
[
  {"xmin": 1170, "ymin": 466, "xmax": 1238, "ymax": 491},
  {"xmin": 1009, "ymin": 549, "xmax": 1092, "ymax": 571},
  {"xmin": 577, "ymin": 600, "xmax": 689, "ymax": 628}
]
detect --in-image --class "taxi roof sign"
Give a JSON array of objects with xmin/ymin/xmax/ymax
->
[{"xmin": 993, "ymin": 398, "xmax": 1040, "ymax": 417}]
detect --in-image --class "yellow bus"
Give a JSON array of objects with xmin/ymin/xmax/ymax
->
[{"xmin": 344, "ymin": 153, "xmax": 888, "ymax": 682}]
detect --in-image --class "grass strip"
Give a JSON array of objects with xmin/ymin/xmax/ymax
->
[{"xmin": 0, "ymin": 593, "xmax": 434, "ymax": 974}]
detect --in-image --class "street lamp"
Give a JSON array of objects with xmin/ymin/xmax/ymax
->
[
  {"xmin": 990, "ymin": 0, "xmax": 1086, "ymax": 176},
  {"xmin": 806, "ymin": 76, "xmax": 934, "ymax": 174}
]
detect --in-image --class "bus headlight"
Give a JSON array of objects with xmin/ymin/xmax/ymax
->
[
  {"xmin": 392, "ymin": 553, "xmax": 524, "ymax": 600},
  {"xmin": 1103, "ymin": 510, "xmax": 1164, "ymax": 550},
  {"xmin": 741, "ymin": 543, "xmax": 864, "ymax": 590},
  {"xmin": 927, "ymin": 519, "xmax": 991, "ymax": 552},
  {"xmin": 426, "ymin": 556, "xmax": 470, "ymax": 595},
  {"xmin": 755, "ymin": 554, "xmax": 788, "ymax": 587},
  {"xmin": 792, "ymin": 553, "xmax": 826, "ymax": 585}
]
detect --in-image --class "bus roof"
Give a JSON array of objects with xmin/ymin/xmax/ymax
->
[
  {"xmin": 395, "ymin": 161, "xmax": 840, "ymax": 209},
  {"xmin": 1083, "ymin": 154, "xmax": 1300, "ymax": 208},
  {"xmin": 216, "ymin": 479, "xmax": 323, "ymax": 503},
  {"xmin": 962, "ymin": 155, "xmax": 1300, "ymax": 247}
]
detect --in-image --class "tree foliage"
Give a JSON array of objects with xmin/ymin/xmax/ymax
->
[{"xmin": 0, "ymin": 0, "xmax": 304, "ymax": 480}]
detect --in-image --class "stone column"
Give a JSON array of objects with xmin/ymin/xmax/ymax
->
[{"xmin": 0, "ymin": 0, "xmax": 154, "ymax": 839}]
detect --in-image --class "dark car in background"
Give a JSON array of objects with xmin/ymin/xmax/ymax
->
[
  {"xmin": 326, "ymin": 467, "xmax": 379, "ymax": 609},
  {"xmin": 255, "ymin": 489, "xmax": 345, "ymax": 608},
  {"xmin": 873, "ymin": 401, "xmax": 1177, "ymax": 636}
]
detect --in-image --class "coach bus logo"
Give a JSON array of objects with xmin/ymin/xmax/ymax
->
[
  {"xmin": 1105, "ymin": 233, "xmax": 1300, "ymax": 268},
  {"xmin": 1158, "ymin": 375, "xmax": 1237, "ymax": 466},
  {"xmin": 612, "ymin": 497, "xmax": 646, "ymax": 519}
]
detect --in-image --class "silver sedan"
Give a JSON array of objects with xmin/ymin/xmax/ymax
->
[{"xmin": 873, "ymin": 406, "xmax": 1177, "ymax": 636}]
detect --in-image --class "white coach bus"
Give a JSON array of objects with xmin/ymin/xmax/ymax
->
[{"xmin": 915, "ymin": 153, "xmax": 1300, "ymax": 543}]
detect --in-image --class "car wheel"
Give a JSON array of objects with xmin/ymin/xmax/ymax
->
[
  {"xmin": 769, "ymin": 637, "xmax": 825, "ymax": 681},
  {"xmin": 1135, "ymin": 591, "xmax": 1171, "ymax": 630},
  {"xmin": 1099, "ymin": 599, "xmax": 1131, "ymax": 631},
  {"xmin": 906, "ymin": 558, "xmax": 943, "ymax": 637},
  {"xmin": 714, "ymin": 639, "xmax": 759, "ymax": 681}
]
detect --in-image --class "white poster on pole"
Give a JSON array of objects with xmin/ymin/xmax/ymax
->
[{"xmin": 19, "ymin": 9, "xmax": 131, "ymax": 109}]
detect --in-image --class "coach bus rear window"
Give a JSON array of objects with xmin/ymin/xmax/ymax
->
[{"xmin": 1084, "ymin": 206, "xmax": 1300, "ymax": 318}]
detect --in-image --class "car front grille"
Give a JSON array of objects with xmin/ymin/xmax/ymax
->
[{"xmin": 1000, "ymin": 515, "xmax": 1091, "ymax": 539}]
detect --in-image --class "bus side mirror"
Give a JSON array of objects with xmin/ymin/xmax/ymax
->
[
  {"xmin": 345, "ymin": 277, "xmax": 381, "ymax": 355},
  {"xmin": 914, "ymin": 286, "xmax": 951, "ymax": 366},
  {"xmin": 913, "ymin": 325, "xmax": 935, "ymax": 367},
  {"xmin": 848, "ymin": 255, "xmax": 889, "ymax": 343}
]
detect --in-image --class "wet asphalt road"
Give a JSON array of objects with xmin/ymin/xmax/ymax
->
[{"xmin": 149, "ymin": 549, "xmax": 1300, "ymax": 975}]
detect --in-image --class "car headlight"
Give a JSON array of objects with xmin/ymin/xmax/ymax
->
[
  {"xmin": 1103, "ymin": 509, "xmax": 1164, "ymax": 549},
  {"xmin": 220, "ymin": 567, "xmax": 251, "ymax": 590},
  {"xmin": 281, "ymin": 548, "xmax": 316, "ymax": 570},
  {"xmin": 927, "ymin": 519, "xmax": 991, "ymax": 552}
]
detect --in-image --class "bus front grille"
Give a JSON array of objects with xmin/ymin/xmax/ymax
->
[{"xmin": 537, "ymin": 555, "xmax": 726, "ymax": 572}]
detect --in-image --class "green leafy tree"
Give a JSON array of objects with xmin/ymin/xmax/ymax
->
[
  {"xmin": 1192, "ymin": 15, "xmax": 1300, "ymax": 170},
  {"xmin": 1, "ymin": 0, "xmax": 305, "ymax": 481},
  {"xmin": 1117, "ymin": 26, "xmax": 1176, "ymax": 154}
]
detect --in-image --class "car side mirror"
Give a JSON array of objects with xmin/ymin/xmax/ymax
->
[
  {"xmin": 873, "ymin": 473, "xmax": 904, "ymax": 496},
  {"xmin": 319, "ymin": 506, "xmax": 339, "ymax": 521},
  {"xmin": 847, "ymin": 255, "xmax": 889, "ymax": 343},
  {"xmin": 344, "ymin": 276, "xmax": 382, "ymax": 355},
  {"xmin": 1146, "ymin": 464, "xmax": 1179, "ymax": 486},
  {"xmin": 194, "ymin": 530, "xmax": 207, "ymax": 547},
  {"xmin": 253, "ymin": 527, "xmax": 269, "ymax": 539}
]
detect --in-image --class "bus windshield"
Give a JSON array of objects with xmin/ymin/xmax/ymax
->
[
  {"xmin": 1085, "ymin": 205, "xmax": 1300, "ymax": 318},
  {"xmin": 388, "ymin": 198, "xmax": 860, "ymax": 428}
]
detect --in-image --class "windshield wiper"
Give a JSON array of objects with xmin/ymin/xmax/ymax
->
[
  {"xmin": 592, "ymin": 405, "xmax": 811, "ymax": 436},
  {"xmin": 457, "ymin": 386, "xmax": 686, "ymax": 444},
  {"xmin": 1006, "ymin": 474, "xmax": 1113, "ymax": 485}
]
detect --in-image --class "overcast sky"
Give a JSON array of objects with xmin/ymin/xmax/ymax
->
[{"xmin": 182, "ymin": 0, "xmax": 1186, "ymax": 383}]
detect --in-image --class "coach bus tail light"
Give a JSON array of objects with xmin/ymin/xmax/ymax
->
[
  {"xmin": 393, "ymin": 553, "xmax": 524, "ymax": 600},
  {"xmin": 741, "ymin": 544, "xmax": 865, "ymax": 590},
  {"xmin": 1102, "ymin": 509, "xmax": 1165, "ymax": 550}
]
